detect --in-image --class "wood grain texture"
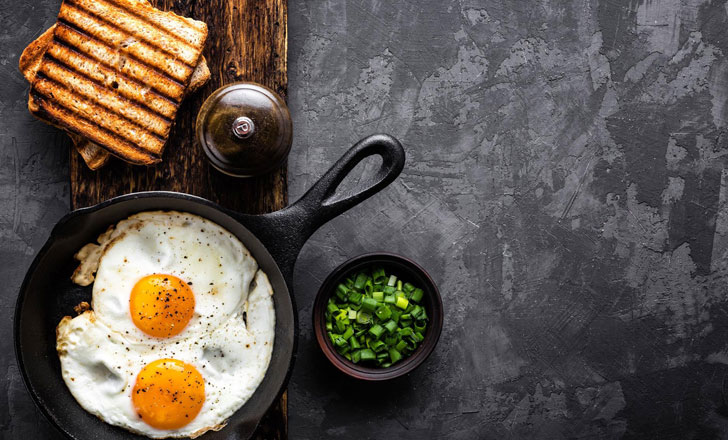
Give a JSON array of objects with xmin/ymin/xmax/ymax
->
[
  {"xmin": 69, "ymin": 0, "xmax": 289, "ymax": 437},
  {"xmin": 69, "ymin": 0, "xmax": 288, "ymax": 214}
]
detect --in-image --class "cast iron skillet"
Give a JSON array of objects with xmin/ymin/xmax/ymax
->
[{"xmin": 14, "ymin": 134, "xmax": 405, "ymax": 440}]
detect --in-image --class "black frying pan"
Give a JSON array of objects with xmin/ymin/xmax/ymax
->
[{"xmin": 14, "ymin": 134, "xmax": 405, "ymax": 440}]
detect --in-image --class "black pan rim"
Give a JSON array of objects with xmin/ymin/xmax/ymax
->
[
  {"xmin": 13, "ymin": 190, "xmax": 297, "ymax": 440},
  {"xmin": 14, "ymin": 214, "xmax": 69, "ymax": 438}
]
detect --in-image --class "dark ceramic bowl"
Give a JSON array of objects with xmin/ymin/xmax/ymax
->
[{"xmin": 313, "ymin": 253, "xmax": 443, "ymax": 380}]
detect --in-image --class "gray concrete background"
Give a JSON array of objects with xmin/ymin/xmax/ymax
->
[{"xmin": 4, "ymin": 0, "xmax": 728, "ymax": 438}]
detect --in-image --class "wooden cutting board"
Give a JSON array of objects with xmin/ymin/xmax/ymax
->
[{"xmin": 68, "ymin": 0, "xmax": 289, "ymax": 437}]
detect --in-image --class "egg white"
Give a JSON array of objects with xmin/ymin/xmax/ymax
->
[
  {"xmin": 91, "ymin": 211, "xmax": 259, "ymax": 344},
  {"xmin": 57, "ymin": 212, "xmax": 275, "ymax": 438}
]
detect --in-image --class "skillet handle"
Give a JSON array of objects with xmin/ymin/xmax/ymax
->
[
  {"xmin": 293, "ymin": 133, "xmax": 405, "ymax": 231},
  {"xmin": 240, "ymin": 134, "xmax": 405, "ymax": 283}
]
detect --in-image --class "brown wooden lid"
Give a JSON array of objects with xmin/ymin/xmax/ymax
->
[{"xmin": 196, "ymin": 82, "xmax": 292, "ymax": 177}]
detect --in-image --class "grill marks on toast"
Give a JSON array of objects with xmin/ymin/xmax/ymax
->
[
  {"xmin": 33, "ymin": 76, "xmax": 165, "ymax": 155},
  {"xmin": 32, "ymin": 92, "xmax": 158, "ymax": 164},
  {"xmin": 52, "ymin": 23, "xmax": 187, "ymax": 100},
  {"xmin": 38, "ymin": 57, "xmax": 171, "ymax": 135},
  {"xmin": 58, "ymin": 4, "xmax": 194, "ymax": 82},
  {"xmin": 45, "ymin": 38, "xmax": 179, "ymax": 117},
  {"xmin": 29, "ymin": 0, "xmax": 207, "ymax": 165},
  {"xmin": 65, "ymin": 0, "xmax": 203, "ymax": 65}
]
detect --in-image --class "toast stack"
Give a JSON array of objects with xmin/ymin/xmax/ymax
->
[{"xmin": 20, "ymin": 0, "xmax": 209, "ymax": 167}]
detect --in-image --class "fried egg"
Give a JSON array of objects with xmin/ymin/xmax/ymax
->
[
  {"xmin": 91, "ymin": 212, "xmax": 259, "ymax": 343},
  {"xmin": 56, "ymin": 212, "xmax": 275, "ymax": 438}
]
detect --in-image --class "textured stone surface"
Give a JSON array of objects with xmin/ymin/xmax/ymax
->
[{"xmin": 4, "ymin": 0, "xmax": 728, "ymax": 439}]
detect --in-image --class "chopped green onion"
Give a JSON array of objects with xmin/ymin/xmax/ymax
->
[
  {"xmin": 399, "ymin": 327, "xmax": 414, "ymax": 339},
  {"xmin": 337, "ymin": 283, "xmax": 350, "ymax": 296},
  {"xmin": 333, "ymin": 336, "xmax": 347, "ymax": 347},
  {"xmin": 369, "ymin": 324, "xmax": 385, "ymax": 339},
  {"xmin": 356, "ymin": 311, "xmax": 372, "ymax": 324},
  {"xmin": 361, "ymin": 297, "xmax": 378, "ymax": 313},
  {"xmin": 375, "ymin": 305, "xmax": 392, "ymax": 321},
  {"xmin": 371, "ymin": 340, "xmax": 386, "ymax": 352},
  {"xmin": 354, "ymin": 273, "xmax": 368, "ymax": 289},
  {"xmin": 359, "ymin": 348, "xmax": 376, "ymax": 361},
  {"xmin": 325, "ymin": 267, "xmax": 429, "ymax": 367},
  {"xmin": 365, "ymin": 279, "xmax": 374, "ymax": 294},
  {"xmin": 373, "ymin": 267, "xmax": 387, "ymax": 283},
  {"xmin": 348, "ymin": 291, "xmax": 363, "ymax": 304},
  {"xmin": 411, "ymin": 288, "xmax": 424, "ymax": 303},
  {"xmin": 411, "ymin": 305, "xmax": 423, "ymax": 319},
  {"xmin": 383, "ymin": 320, "xmax": 397, "ymax": 333}
]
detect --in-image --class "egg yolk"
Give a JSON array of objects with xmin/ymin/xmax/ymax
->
[
  {"xmin": 132, "ymin": 358, "xmax": 205, "ymax": 430},
  {"xmin": 130, "ymin": 274, "xmax": 195, "ymax": 338}
]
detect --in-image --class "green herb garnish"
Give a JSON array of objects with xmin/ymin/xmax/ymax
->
[{"xmin": 325, "ymin": 267, "xmax": 428, "ymax": 367}]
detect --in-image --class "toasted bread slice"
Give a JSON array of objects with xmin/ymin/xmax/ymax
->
[
  {"xmin": 74, "ymin": 137, "xmax": 110, "ymax": 169},
  {"xmin": 19, "ymin": 26, "xmax": 54, "ymax": 83},
  {"xmin": 69, "ymin": 59, "xmax": 210, "ymax": 168},
  {"xmin": 29, "ymin": 0, "xmax": 208, "ymax": 165},
  {"xmin": 20, "ymin": 25, "xmax": 210, "ymax": 170},
  {"xmin": 68, "ymin": 59, "xmax": 209, "ymax": 169},
  {"xmin": 69, "ymin": 59, "xmax": 209, "ymax": 168}
]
